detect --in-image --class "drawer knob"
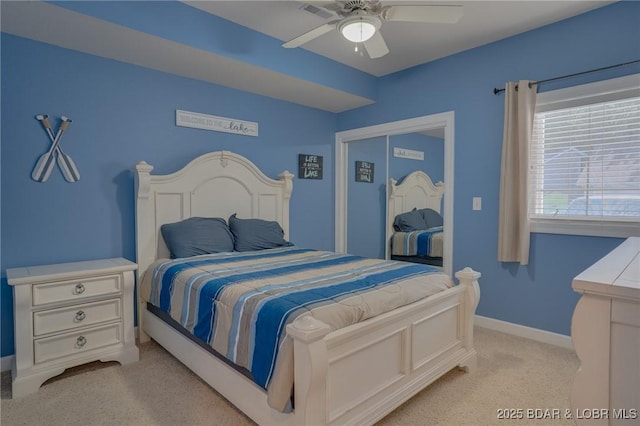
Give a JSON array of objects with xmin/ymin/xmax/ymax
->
[
  {"xmin": 76, "ymin": 336, "xmax": 87, "ymax": 348},
  {"xmin": 75, "ymin": 310, "xmax": 86, "ymax": 321},
  {"xmin": 74, "ymin": 283, "xmax": 85, "ymax": 294}
]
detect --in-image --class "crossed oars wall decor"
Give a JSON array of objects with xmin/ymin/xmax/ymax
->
[{"xmin": 32, "ymin": 115, "xmax": 80, "ymax": 183}]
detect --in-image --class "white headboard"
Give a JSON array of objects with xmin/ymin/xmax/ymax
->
[
  {"xmin": 134, "ymin": 150, "xmax": 293, "ymax": 277},
  {"xmin": 387, "ymin": 170, "xmax": 444, "ymax": 257}
]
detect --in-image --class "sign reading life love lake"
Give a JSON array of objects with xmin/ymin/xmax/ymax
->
[
  {"xmin": 176, "ymin": 110, "xmax": 258, "ymax": 137},
  {"xmin": 298, "ymin": 154, "xmax": 323, "ymax": 180}
]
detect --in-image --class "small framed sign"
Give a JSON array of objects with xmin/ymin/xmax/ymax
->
[
  {"xmin": 355, "ymin": 161, "xmax": 374, "ymax": 183},
  {"xmin": 298, "ymin": 154, "xmax": 323, "ymax": 179}
]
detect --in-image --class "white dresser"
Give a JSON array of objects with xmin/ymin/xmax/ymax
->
[
  {"xmin": 571, "ymin": 237, "xmax": 640, "ymax": 425},
  {"xmin": 7, "ymin": 258, "xmax": 139, "ymax": 398}
]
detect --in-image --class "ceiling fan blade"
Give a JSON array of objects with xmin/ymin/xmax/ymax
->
[
  {"xmin": 364, "ymin": 31, "xmax": 389, "ymax": 59},
  {"xmin": 282, "ymin": 21, "xmax": 337, "ymax": 48},
  {"xmin": 382, "ymin": 5, "xmax": 464, "ymax": 24}
]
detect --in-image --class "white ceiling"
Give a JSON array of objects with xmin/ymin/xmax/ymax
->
[
  {"xmin": 187, "ymin": 1, "xmax": 613, "ymax": 77},
  {"xmin": 1, "ymin": 1, "xmax": 614, "ymax": 112}
]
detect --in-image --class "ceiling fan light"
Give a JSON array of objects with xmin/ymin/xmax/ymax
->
[{"xmin": 340, "ymin": 19, "xmax": 376, "ymax": 43}]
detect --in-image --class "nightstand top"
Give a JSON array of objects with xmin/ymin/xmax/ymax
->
[{"xmin": 6, "ymin": 258, "xmax": 137, "ymax": 286}]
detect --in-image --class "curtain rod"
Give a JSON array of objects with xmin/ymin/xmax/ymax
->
[{"xmin": 492, "ymin": 59, "xmax": 640, "ymax": 95}]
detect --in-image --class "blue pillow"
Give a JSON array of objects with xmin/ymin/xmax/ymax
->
[
  {"xmin": 393, "ymin": 209, "xmax": 428, "ymax": 232},
  {"xmin": 228, "ymin": 213, "xmax": 293, "ymax": 251},
  {"xmin": 161, "ymin": 217, "xmax": 234, "ymax": 258},
  {"xmin": 419, "ymin": 208, "xmax": 443, "ymax": 228}
]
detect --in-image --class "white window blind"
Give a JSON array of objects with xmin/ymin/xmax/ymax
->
[{"xmin": 529, "ymin": 75, "xmax": 640, "ymax": 230}]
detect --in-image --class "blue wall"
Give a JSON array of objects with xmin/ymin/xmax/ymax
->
[
  {"xmin": 339, "ymin": 1, "xmax": 639, "ymax": 335},
  {"xmin": 0, "ymin": 34, "xmax": 336, "ymax": 357},
  {"xmin": 2, "ymin": 1, "xmax": 639, "ymax": 358}
]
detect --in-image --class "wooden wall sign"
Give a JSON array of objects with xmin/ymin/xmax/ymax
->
[
  {"xmin": 393, "ymin": 147, "xmax": 424, "ymax": 160},
  {"xmin": 176, "ymin": 109, "xmax": 258, "ymax": 137},
  {"xmin": 298, "ymin": 154, "xmax": 323, "ymax": 180},
  {"xmin": 355, "ymin": 161, "xmax": 374, "ymax": 183}
]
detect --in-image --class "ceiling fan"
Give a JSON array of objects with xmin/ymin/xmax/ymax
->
[{"xmin": 282, "ymin": 1, "xmax": 464, "ymax": 59}]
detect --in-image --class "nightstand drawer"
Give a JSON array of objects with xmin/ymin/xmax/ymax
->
[
  {"xmin": 34, "ymin": 323, "xmax": 121, "ymax": 364},
  {"xmin": 32, "ymin": 274, "xmax": 121, "ymax": 306},
  {"xmin": 33, "ymin": 298, "xmax": 121, "ymax": 337}
]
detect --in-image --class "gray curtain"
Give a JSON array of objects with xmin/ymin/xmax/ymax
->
[{"xmin": 498, "ymin": 80, "xmax": 537, "ymax": 265}]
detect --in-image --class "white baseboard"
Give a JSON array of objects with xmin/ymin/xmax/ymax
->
[
  {"xmin": 1, "ymin": 355, "xmax": 13, "ymax": 373},
  {"xmin": 475, "ymin": 315, "xmax": 574, "ymax": 351}
]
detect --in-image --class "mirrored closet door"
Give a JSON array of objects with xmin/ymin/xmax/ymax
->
[
  {"xmin": 335, "ymin": 112, "xmax": 454, "ymax": 275},
  {"xmin": 388, "ymin": 130, "xmax": 445, "ymax": 268},
  {"xmin": 346, "ymin": 136, "xmax": 387, "ymax": 259}
]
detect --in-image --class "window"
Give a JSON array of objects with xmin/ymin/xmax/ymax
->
[{"xmin": 529, "ymin": 74, "xmax": 640, "ymax": 238}]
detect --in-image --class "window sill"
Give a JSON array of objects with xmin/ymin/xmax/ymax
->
[{"xmin": 530, "ymin": 219, "xmax": 640, "ymax": 238}]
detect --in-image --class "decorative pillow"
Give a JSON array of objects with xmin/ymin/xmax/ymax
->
[
  {"xmin": 393, "ymin": 208, "xmax": 428, "ymax": 232},
  {"xmin": 419, "ymin": 208, "xmax": 443, "ymax": 228},
  {"xmin": 161, "ymin": 217, "xmax": 234, "ymax": 258},
  {"xmin": 228, "ymin": 213, "xmax": 293, "ymax": 252}
]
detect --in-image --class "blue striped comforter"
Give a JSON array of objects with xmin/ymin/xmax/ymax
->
[
  {"xmin": 391, "ymin": 226, "xmax": 444, "ymax": 257},
  {"xmin": 145, "ymin": 246, "xmax": 452, "ymax": 411}
]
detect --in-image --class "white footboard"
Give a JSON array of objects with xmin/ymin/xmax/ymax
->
[
  {"xmin": 140, "ymin": 268, "xmax": 479, "ymax": 426},
  {"xmin": 288, "ymin": 267, "xmax": 481, "ymax": 425}
]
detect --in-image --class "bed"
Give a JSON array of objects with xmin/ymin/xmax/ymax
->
[
  {"xmin": 388, "ymin": 171, "xmax": 445, "ymax": 267},
  {"xmin": 134, "ymin": 151, "xmax": 480, "ymax": 425}
]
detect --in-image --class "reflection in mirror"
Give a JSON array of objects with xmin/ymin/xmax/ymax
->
[
  {"xmin": 346, "ymin": 136, "xmax": 387, "ymax": 259},
  {"xmin": 387, "ymin": 130, "xmax": 445, "ymax": 267}
]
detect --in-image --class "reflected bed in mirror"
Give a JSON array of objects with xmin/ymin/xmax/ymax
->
[{"xmin": 388, "ymin": 170, "xmax": 445, "ymax": 267}]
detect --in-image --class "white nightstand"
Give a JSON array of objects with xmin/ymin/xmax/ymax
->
[{"xmin": 6, "ymin": 258, "xmax": 139, "ymax": 398}]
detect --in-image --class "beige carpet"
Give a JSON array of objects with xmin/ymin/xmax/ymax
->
[{"xmin": 1, "ymin": 327, "xmax": 578, "ymax": 426}]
